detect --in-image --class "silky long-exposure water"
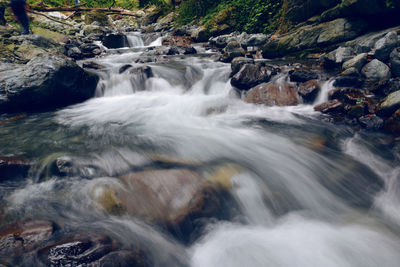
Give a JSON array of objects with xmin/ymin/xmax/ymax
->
[{"xmin": 1, "ymin": 34, "xmax": 400, "ymax": 266}]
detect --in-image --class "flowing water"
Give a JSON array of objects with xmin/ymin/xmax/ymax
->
[{"xmin": 1, "ymin": 34, "xmax": 400, "ymax": 266}]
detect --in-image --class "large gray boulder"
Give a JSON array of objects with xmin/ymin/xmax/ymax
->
[
  {"xmin": 374, "ymin": 31, "xmax": 399, "ymax": 62},
  {"xmin": 0, "ymin": 56, "xmax": 99, "ymax": 112},
  {"xmin": 361, "ymin": 59, "xmax": 390, "ymax": 81},
  {"xmin": 262, "ymin": 18, "xmax": 367, "ymax": 58},
  {"xmin": 231, "ymin": 64, "xmax": 273, "ymax": 90},
  {"xmin": 390, "ymin": 47, "xmax": 400, "ymax": 77}
]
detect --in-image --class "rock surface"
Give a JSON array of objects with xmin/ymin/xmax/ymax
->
[
  {"xmin": 377, "ymin": 90, "xmax": 400, "ymax": 116},
  {"xmin": 361, "ymin": 59, "xmax": 391, "ymax": 81},
  {"xmin": 245, "ymin": 83, "xmax": 299, "ymax": 106},
  {"xmin": 0, "ymin": 55, "xmax": 99, "ymax": 112},
  {"xmin": 231, "ymin": 64, "xmax": 273, "ymax": 90}
]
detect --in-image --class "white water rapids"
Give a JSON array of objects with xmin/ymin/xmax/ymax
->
[{"xmin": 2, "ymin": 34, "xmax": 400, "ymax": 266}]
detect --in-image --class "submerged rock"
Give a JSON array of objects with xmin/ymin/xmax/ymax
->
[
  {"xmin": 92, "ymin": 167, "xmax": 237, "ymax": 239},
  {"xmin": 0, "ymin": 55, "xmax": 99, "ymax": 113},
  {"xmin": 245, "ymin": 83, "xmax": 299, "ymax": 106},
  {"xmin": 37, "ymin": 233, "xmax": 112, "ymax": 266},
  {"xmin": 0, "ymin": 220, "xmax": 54, "ymax": 257}
]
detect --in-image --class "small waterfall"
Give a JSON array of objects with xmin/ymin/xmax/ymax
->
[
  {"xmin": 314, "ymin": 79, "xmax": 335, "ymax": 105},
  {"xmin": 126, "ymin": 32, "xmax": 145, "ymax": 48},
  {"xmin": 149, "ymin": 37, "xmax": 163, "ymax": 47}
]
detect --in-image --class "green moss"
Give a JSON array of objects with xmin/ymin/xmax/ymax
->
[{"xmin": 31, "ymin": 26, "xmax": 67, "ymax": 42}]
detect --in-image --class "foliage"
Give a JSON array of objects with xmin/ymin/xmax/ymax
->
[
  {"xmin": 179, "ymin": 0, "xmax": 282, "ymax": 34},
  {"xmin": 27, "ymin": 0, "xmax": 139, "ymax": 9}
]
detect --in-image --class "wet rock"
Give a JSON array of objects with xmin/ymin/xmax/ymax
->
[
  {"xmin": 361, "ymin": 59, "xmax": 391, "ymax": 82},
  {"xmin": 66, "ymin": 46, "xmax": 83, "ymax": 59},
  {"xmin": 38, "ymin": 233, "xmax": 112, "ymax": 266},
  {"xmin": 329, "ymin": 88, "xmax": 366, "ymax": 105},
  {"xmin": 359, "ymin": 115, "xmax": 384, "ymax": 130},
  {"xmin": 262, "ymin": 18, "xmax": 367, "ymax": 58},
  {"xmin": 342, "ymin": 53, "xmax": 367, "ymax": 71},
  {"xmin": 0, "ymin": 220, "xmax": 54, "ymax": 257},
  {"xmin": 384, "ymin": 109, "xmax": 400, "ymax": 135},
  {"xmin": 167, "ymin": 46, "xmax": 180, "ymax": 55},
  {"xmin": 0, "ymin": 55, "xmax": 99, "ymax": 113},
  {"xmin": 209, "ymin": 34, "xmax": 237, "ymax": 49},
  {"xmin": 289, "ymin": 70, "xmax": 318, "ymax": 83},
  {"xmin": 94, "ymin": 250, "xmax": 152, "ymax": 267},
  {"xmin": 347, "ymin": 104, "xmax": 366, "ymax": 118},
  {"xmin": 220, "ymin": 40, "xmax": 245, "ymax": 63},
  {"xmin": 80, "ymin": 43, "xmax": 102, "ymax": 58},
  {"xmin": 82, "ymin": 61, "xmax": 106, "ymax": 70},
  {"xmin": 92, "ymin": 168, "xmax": 233, "ymax": 238},
  {"xmin": 374, "ymin": 31, "xmax": 399, "ymax": 62},
  {"xmin": 377, "ymin": 90, "xmax": 400, "ymax": 116},
  {"xmin": 245, "ymin": 83, "xmax": 299, "ymax": 106},
  {"xmin": 0, "ymin": 157, "xmax": 30, "ymax": 181},
  {"xmin": 129, "ymin": 66, "xmax": 154, "ymax": 91},
  {"xmin": 324, "ymin": 46, "xmax": 355, "ymax": 69},
  {"xmin": 333, "ymin": 75, "xmax": 364, "ymax": 88},
  {"xmin": 183, "ymin": 47, "xmax": 197, "ymax": 55},
  {"xmin": 230, "ymin": 57, "xmax": 255, "ymax": 77},
  {"xmin": 231, "ymin": 64, "xmax": 272, "ymax": 90},
  {"xmin": 314, "ymin": 99, "xmax": 344, "ymax": 114},
  {"xmin": 245, "ymin": 33, "xmax": 268, "ymax": 47},
  {"xmin": 298, "ymin": 80, "xmax": 320, "ymax": 103},
  {"xmin": 103, "ymin": 34, "xmax": 129, "ymax": 49},
  {"xmin": 390, "ymin": 47, "xmax": 400, "ymax": 77},
  {"xmin": 119, "ymin": 64, "xmax": 132, "ymax": 74},
  {"xmin": 190, "ymin": 26, "xmax": 210, "ymax": 43},
  {"xmin": 340, "ymin": 67, "xmax": 360, "ymax": 77}
]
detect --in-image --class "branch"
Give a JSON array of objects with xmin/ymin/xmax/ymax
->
[
  {"xmin": 28, "ymin": 10, "xmax": 75, "ymax": 26},
  {"xmin": 30, "ymin": 6, "xmax": 143, "ymax": 17}
]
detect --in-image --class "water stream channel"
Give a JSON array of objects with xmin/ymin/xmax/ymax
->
[{"xmin": 1, "ymin": 32, "xmax": 400, "ymax": 266}]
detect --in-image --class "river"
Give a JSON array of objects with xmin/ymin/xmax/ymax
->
[{"xmin": 1, "ymin": 32, "xmax": 400, "ymax": 266}]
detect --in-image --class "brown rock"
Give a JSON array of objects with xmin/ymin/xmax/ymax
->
[
  {"xmin": 245, "ymin": 83, "xmax": 299, "ymax": 106},
  {"xmin": 298, "ymin": 80, "xmax": 320, "ymax": 102},
  {"xmin": 314, "ymin": 99, "xmax": 344, "ymax": 114}
]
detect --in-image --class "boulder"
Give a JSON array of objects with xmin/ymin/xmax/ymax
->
[
  {"xmin": 119, "ymin": 64, "xmax": 132, "ymax": 74},
  {"xmin": 377, "ymin": 90, "xmax": 400, "ymax": 116},
  {"xmin": 285, "ymin": 0, "xmax": 339, "ymax": 23},
  {"xmin": 167, "ymin": 46, "xmax": 180, "ymax": 55},
  {"xmin": 390, "ymin": 47, "xmax": 400, "ymax": 77},
  {"xmin": 361, "ymin": 59, "xmax": 390, "ymax": 81},
  {"xmin": 298, "ymin": 80, "xmax": 320, "ymax": 102},
  {"xmin": 91, "ymin": 168, "xmax": 236, "ymax": 237},
  {"xmin": 0, "ymin": 157, "xmax": 30, "ymax": 181},
  {"xmin": 333, "ymin": 76, "xmax": 364, "ymax": 88},
  {"xmin": 245, "ymin": 83, "xmax": 299, "ymax": 106},
  {"xmin": 359, "ymin": 115, "xmax": 384, "ymax": 130},
  {"xmin": 342, "ymin": 53, "xmax": 367, "ymax": 71},
  {"xmin": 245, "ymin": 34, "xmax": 268, "ymax": 47},
  {"xmin": 374, "ymin": 31, "xmax": 399, "ymax": 62},
  {"xmin": 262, "ymin": 18, "xmax": 368, "ymax": 58},
  {"xmin": 230, "ymin": 57, "xmax": 255, "ymax": 77},
  {"xmin": 66, "ymin": 46, "xmax": 83, "ymax": 59},
  {"xmin": 324, "ymin": 46, "xmax": 354, "ymax": 68},
  {"xmin": 190, "ymin": 26, "xmax": 210, "ymax": 43},
  {"xmin": 184, "ymin": 47, "xmax": 197, "ymax": 55},
  {"xmin": 103, "ymin": 34, "xmax": 130, "ymax": 49},
  {"xmin": 314, "ymin": 99, "xmax": 344, "ymax": 114},
  {"xmin": 0, "ymin": 220, "xmax": 54, "ymax": 257},
  {"xmin": 80, "ymin": 43, "xmax": 102, "ymax": 58},
  {"xmin": 231, "ymin": 64, "xmax": 273, "ymax": 90},
  {"xmin": 0, "ymin": 56, "xmax": 99, "ymax": 112},
  {"xmin": 220, "ymin": 40, "xmax": 245, "ymax": 63},
  {"xmin": 384, "ymin": 109, "xmax": 400, "ymax": 135},
  {"xmin": 289, "ymin": 70, "xmax": 318, "ymax": 83}
]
